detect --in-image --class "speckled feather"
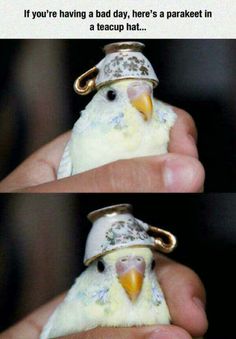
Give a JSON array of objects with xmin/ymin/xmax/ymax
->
[{"xmin": 40, "ymin": 248, "xmax": 170, "ymax": 339}]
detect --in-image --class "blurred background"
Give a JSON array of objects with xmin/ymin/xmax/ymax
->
[
  {"xmin": 0, "ymin": 39, "xmax": 236, "ymax": 191},
  {"xmin": 0, "ymin": 193, "xmax": 235, "ymax": 338}
]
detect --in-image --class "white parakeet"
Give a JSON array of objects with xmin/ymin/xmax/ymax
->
[
  {"xmin": 40, "ymin": 247, "xmax": 170, "ymax": 338},
  {"xmin": 57, "ymin": 79, "xmax": 176, "ymax": 178}
]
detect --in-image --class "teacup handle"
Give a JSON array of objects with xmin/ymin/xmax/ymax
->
[
  {"xmin": 148, "ymin": 225, "xmax": 177, "ymax": 253},
  {"xmin": 73, "ymin": 66, "xmax": 98, "ymax": 95}
]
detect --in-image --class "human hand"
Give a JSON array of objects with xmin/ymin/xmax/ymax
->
[
  {"xmin": 0, "ymin": 255, "xmax": 207, "ymax": 339},
  {"xmin": 0, "ymin": 107, "xmax": 204, "ymax": 192}
]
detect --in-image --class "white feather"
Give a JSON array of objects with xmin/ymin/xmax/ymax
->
[
  {"xmin": 41, "ymin": 248, "xmax": 170, "ymax": 338},
  {"xmin": 57, "ymin": 80, "xmax": 176, "ymax": 177},
  {"xmin": 57, "ymin": 141, "xmax": 72, "ymax": 179}
]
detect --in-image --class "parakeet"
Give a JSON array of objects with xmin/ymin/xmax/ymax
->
[
  {"xmin": 57, "ymin": 79, "xmax": 176, "ymax": 178},
  {"xmin": 40, "ymin": 247, "xmax": 170, "ymax": 339}
]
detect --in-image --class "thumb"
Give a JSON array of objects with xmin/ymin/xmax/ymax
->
[
  {"xmin": 108, "ymin": 153, "xmax": 205, "ymax": 193},
  {"xmin": 23, "ymin": 153, "xmax": 205, "ymax": 193},
  {"xmin": 61, "ymin": 325, "xmax": 192, "ymax": 339}
]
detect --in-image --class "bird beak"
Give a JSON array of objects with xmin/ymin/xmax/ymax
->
[
  {"xmin": 130, "ymin": 93, "xmax": 153, "ymax": 121},
  {"xmin": 118, "ymin": 268, "xmax": 144, "ymax": 302},
  {"xmin": 128, "ymin": 82, "xmax": 153, "ymax": 121}
]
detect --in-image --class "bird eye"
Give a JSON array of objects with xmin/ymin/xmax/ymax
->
[
  {"xmin": 151, "ymin": 259, "xmax": 156, "ymax": 270},
  {"xmin": 97, "ymin": 260, "xmax": 105, "ymax": 273},
  {"xmin": 106, "ymin": 89, "xmax": 117, "ymax": 101}
]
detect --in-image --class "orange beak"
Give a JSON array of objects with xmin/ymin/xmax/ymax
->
[
  {"xmin": 118, "ymin": 268, "xmax": 144, "ymax": 302},
  {"xmin": 130, "ymin": 92, "xmax": 153, "ymax": 121}
]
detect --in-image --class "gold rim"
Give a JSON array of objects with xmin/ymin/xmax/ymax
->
[
  {"xmin": 84, "ymin": 244, "xmax": 154, "ymax": 266},
  {"xmin": 104, "ymin": 41, "xmax": 145, "ymax": 54},
  {"xmin": 96, "ymin": 77, "xmax": 159, "ymax": 91},
  {"xmin": 87, "ymin": 204, "xmax": 132, "ymax": 223}
]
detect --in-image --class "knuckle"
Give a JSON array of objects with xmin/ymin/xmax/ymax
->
[
  {"xmin": 175, "ymin": 107, "xmax": 198, "ymax": 140},
  {"xmin": 105, "ymin": 159, "xmax": 137, "ymax": 192},
  {"xmin": 176, "ymin": 263, "xmax": 206, "ymax": 301},
  {"xmin": 105, "ymin": 160, "xmax": 124, "ymax": 192}
]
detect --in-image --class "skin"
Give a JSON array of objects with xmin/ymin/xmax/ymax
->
[
  {"xmin": 0, "ymin": 255, "xmax": 208, "ymax": 339},
  {"xmin": 0, "ymin": 107, "xmax": 205, "ymax": 192}
]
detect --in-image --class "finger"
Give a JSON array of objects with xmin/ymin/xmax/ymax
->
[
  {"xmin": 169, "ymin": 107, "xmax": 198, "ymax": 158},
  {"xmin": 22, "ymin": 153, "xmax": 205, "ymax": 193},
  {"xmin": 59, "ymin": 325, "xmax": 192, "ymax": 339},
  {"xmin": 156, "ymin": 255, "xmax": 208, "ymax": 338},
  {"xmin": 0, "ymin": 294, "xmax": 65, "ymax": 339},
  {"xmin": 0, "ymin": 132, "xmax": 71, "ymax": 192}
]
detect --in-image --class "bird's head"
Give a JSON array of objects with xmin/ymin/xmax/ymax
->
[
  {"xmin": 94, "ymin": 247, "xmax": 155, "ymax": 303},
  {"xmin": 90, "ymin": 79, "xmax": 154, "ymax": 122}
]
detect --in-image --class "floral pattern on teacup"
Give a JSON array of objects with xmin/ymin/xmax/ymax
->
[{"xmin": 101, "ymin": 218, "xmax": 150, "ymax": 251}]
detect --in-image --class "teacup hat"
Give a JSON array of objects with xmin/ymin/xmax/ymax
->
[
  {"xmin": 74, "ymin": 41, "xmax": 159, "ymax": 96},
  {"xmin": 84, "ymin": 204, "xmax": 176, "ymax": 266}
]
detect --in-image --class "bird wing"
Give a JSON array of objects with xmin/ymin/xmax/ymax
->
[
  {"xmin": 40, "ymin": 268, "xmax": 111, "ymax": 338},
  {"xmin": 57, "ymin": 140, "xmax": 72, "ymax": 179},
  {"xmin": 40, "ymin": 310, "xmax": 60, "ymax": 339},
  {"xmin": 40, "ymin": 297, "xmax": 90, "ymax": 339},
  {"xmin": 40, "ymin": 280, "xmax": 89, "ymax": 339}
]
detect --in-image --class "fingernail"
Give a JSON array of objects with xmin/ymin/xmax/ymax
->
[
  {"xmin": 163, "ymin": 157, "xmax": 196, "ymax": 192},
  {"xmin": 193, "ymin": 296, "xmax": 205, "ymax": 311}
]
